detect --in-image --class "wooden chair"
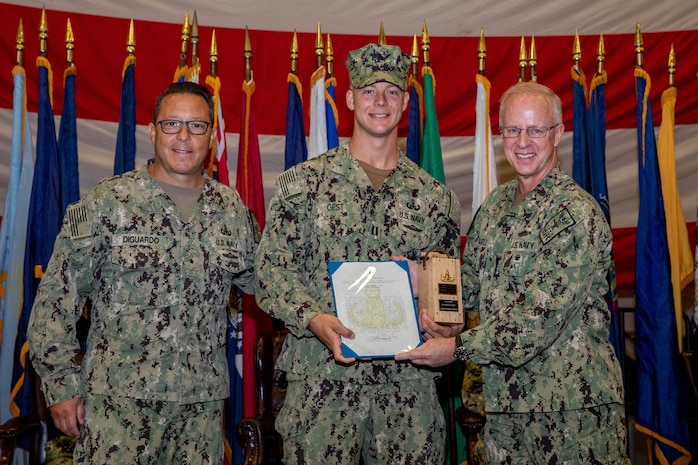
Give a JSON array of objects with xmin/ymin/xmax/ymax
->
[{"xmin": 237, "ymin": 330, "xmax": 288, "ymax": 465}]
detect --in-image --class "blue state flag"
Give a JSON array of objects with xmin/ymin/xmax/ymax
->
[
  {"xmin": 58, "ymin": 65, "xmax": 80, "ymax": 214},
  {"xmin": 633, "ymin": 67, "xmax": 691, "ymax": 464},
  {"xmin": 284, "ymin": 73, "xmax": 308, "ymax": 170},
  {"xmin": 405, "ymin": 76, "xmax": 422, "ymax": 165},
  {"xmin": 325, "ymin": 77, "xmax": 339, "ymax": 150},
  {"xmin": 114, "ymin": 55, "xmax": 136, "ymax": 175}
]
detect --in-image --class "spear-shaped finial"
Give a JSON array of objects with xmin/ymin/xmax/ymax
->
[
  {"xmin": 290, "ymin": 30, "xmax": 299, "ymax": 74},
  {"xmin": 315, "ymin": 22, "xmax": 324, "ymax": 69},
  {"xmin": 411, "ymin": 34, "xmax": 419, "ymax": 77},
  {"xmin": 16, "ymin": 19, "xmax": 24, "ymax": 66},
  {"xmin": 529, "ymin": 36, "xmax": 537, "ymax": 81},
  {"xmin": 179, "ymin": 11, "xmax": 190, "ymax": 70},
  {"xmin": 596, "ymin": 33, "xmax": 605, "ymax": 75},
  {"xmin": 65, "ymin": 18, "xmax": 75, "ymax": 66},
  {"xmin": 573, "ymin": 30, "xmax": 581, "ymax": 72},
  {"xmin": 326, "ymin": 32, "xmax": 334, "ymax": 78},
  {"xmin": 378, "ymin": 21, "xmax": 386, "ymax": 45},
  {"xmin": 39, "ymin": 7, "xmax": 48, "ymax": 57},
  {"xmin": 421, "ymin": 20, "xmax": 430, "ymax": 67},
  {"xmin": 209, "ymin": 29, "xmax": 218, "ymax": 79},
  {"xmin": 635, "ymin": 22, "xmax": 644, "ymax": 68},
  {"xmin": 668, "ymin": 44, "xmax": 676, "ymax": 87},
  {"xmin": 190, "ymin": 11, "xmax": 199, "ymax": 68},
  {"xmin": 477, "ymin": 28, "xmax": 486, "ymax": 76},
  {"xmin": 244, "ymin": 26, "xmax": 252, "ymax": 83},
  {"xmin": 126, "ymin": 19, "xmax": 136, "ymax": 56},
  {"xmin": 518, "ymin": 36, "xmax": 527, "ymax": 82}
]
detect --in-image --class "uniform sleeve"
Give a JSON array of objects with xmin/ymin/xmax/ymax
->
[
  {"xmin": 232, "ymin": 208, "xmax": 261, "ymax": 295},
  {"xmin": 457, "ymin": 201, "xmax": 612, "ymax": 367},
  {"xmin": 254, "ymin": 167, "xmax": 321, "ymax": 336},
  {"xmin": 27, "ymin": 200, "xmax": 104, "ymax": 406}
]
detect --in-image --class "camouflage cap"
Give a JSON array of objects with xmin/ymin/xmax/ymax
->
[{"xmin": 345, "ymin": 43, "xmax": 410, "ymax": 91}]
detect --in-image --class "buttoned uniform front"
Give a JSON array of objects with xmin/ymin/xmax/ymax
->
[
  {"xmin": 454, "ymin": 165, "xmax": 624, "ymax": 413},
  {"xmin": 28, "ymin": 163, "xmax": 259, "ymax": 407},
  {"xmin": 255, "ymin": 144, "xmax": 460, "ymax": 385}
]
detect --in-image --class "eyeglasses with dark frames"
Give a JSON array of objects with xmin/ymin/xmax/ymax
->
[{"xmin": 155, "ymin": 120, "xmax": 211, "ymax": 135}]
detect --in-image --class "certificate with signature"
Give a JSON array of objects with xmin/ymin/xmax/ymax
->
[{"xmin": 328, "ymin": 260, "xmax": 422, "ymax": 358}]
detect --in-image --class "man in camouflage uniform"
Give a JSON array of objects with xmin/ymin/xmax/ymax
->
[
  {"xmin": 397, "ymin": 82, "xmax": 628, "ymax": 464},
  {"xmin": 28, "ymin": 82, "xmax": 259, "ymax": 465},
  {"xmin": 254, "ymin": 43, "xmax": 461, "ymax": 464}
]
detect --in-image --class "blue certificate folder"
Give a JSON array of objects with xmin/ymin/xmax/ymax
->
[{"xmin": 328, "ymin": 260, "xmax": 423, "ymax": 359}]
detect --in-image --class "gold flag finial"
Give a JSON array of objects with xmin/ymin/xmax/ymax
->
[
  {"xmin": 378, "ymin": 21, "xmax": 386, "ymax": 45},
  {"xmin": 635, "ymin": 22, "xmax": 644, "ymax": 68},
  {"xmin": 421, "ymin": 20, "xmax": 430, "ymax": 67},
  {"xmin": 518, "ymin": 36, "xmax": 527, "ymax": 82},
  {"xmin": 16, "ymin": 19, "xmax": 24, "ymax": 66},
  {"xmin": 290, "ymin": 30, "xmax": 299, "ymax": 74},
  {"xmin": 39, "ymin": 7, "xmax": 48, "ymax": 57},
  {"xmin": 573, "ymin": 30, "xmax": 581, "ymax": 72},
  {"xmin": 179, "ymin": 11, "xmax": 190, "ymax": 69},
  {"xmin": 244, "ymin": 26, "xmax": 252, "ymax": 82},
  {"xmin": 65, "ymin": 18, "xmax": 75, "ymax": 66},
  {"xmin": 477, "ymin": 28, "xmax": 486, "ymax": 75},
  {"xmin": 209, "ymin": 29, "xmax": 218, "ymax": 79},
  {"xmin": 668, "ymin": 44, "xmax": 676, "ymax": 87},
  {"xmin": 315, "ymin": 22, "xmax": 324, "ymax": 69},
  {"xmin": 190, "ymin": 11, "xmax": 199, "ymax": 68},
  {"xmin": 529, "ymin": 36, "xmax": 537, "ymax": 81},
  {"xmin": 596, "ymin": 33, "xmax": 605, "ymax": 75},
  {"xmin": 126, "ymin": 19, "xmax": 136, "ymax": 56},
  {"xmin": 411, "ymin": 34, "xmax": 419, "ymax": 77},
  {"xmin": 326, "ymin": 32, "xmax": 334, "ymax": 78}
]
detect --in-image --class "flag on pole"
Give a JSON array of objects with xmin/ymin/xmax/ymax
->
[
  {"xmin": 308, "ymin": 65, "xmax": 327, "ymax": 159},
  {"xmin": 472, "ymin": 73, "xmax": 497, "ymax": 218},
  {"xmin": 58, "ymin": 63, "xmax": 80, "ymax": 214},
  {"xmin": 325, "ymin": 76, "xmax": 339, "ymax": 150},
  {"xmin": 114, "ymin": 54, "xmax": 136, "ymax": 175},
  {"xmin": 633, "ymin": 66, "xmax": 691, "ymax": 464},
  {"xmin": 205, "ymin": 74, "xmax": 229, "ymax": 185},
  {"xmin": 657, "ymin": 83, "xmax": 693, "ymax": 354},
  {"xmin": 233, "ymin": 75, "xmax": 272, "ymax": 464},
  {"xmin": 0, "ymin": 64, "xmax": 35, "ymax": 424},
  {"xmin": 419, "ymin": 66, "xmax": 445, "ymax": 183},
  {"xmin": 284, "ymin": 73, "xmax": 308, "ymax": 170},
  {"xmin": 405, "ymin": 74, "xmax": 423, "ymax": 165},
  {"xmin": 571, "ymin": 66, "xmax": 589, "ymax": 187},
  {"xmin": 10, "ymin": 55, "xmax": 63, "ymax": 417}
]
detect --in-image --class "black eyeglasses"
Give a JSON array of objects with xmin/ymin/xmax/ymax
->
[
  {"xmin": 155, "ymin": 120, "xmax": 211, "ymax": 135},
  {"xmin": 499, "ymin": 124, "xmax": 559, "ymax": 138}
]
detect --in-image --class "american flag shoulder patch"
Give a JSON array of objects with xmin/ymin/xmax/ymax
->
[
  {"xmin": 66, "ymin": 203, "xmax": 90, "ymax": 239},
  {"xmin": 277, "ymin": 169, "xmax": 302, "ymax": 200}
]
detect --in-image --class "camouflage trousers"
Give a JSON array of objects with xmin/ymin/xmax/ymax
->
[
  {"xmin": 483, "ymin": 403, "xmax": 629, "ymax": 464},
  {"xmin": 276, "ymin": 376, "xmax": 445, "ymax": 465},
  {"xmin": 74, "ymin": 394, "xmax": 224, "ymax": 465}
]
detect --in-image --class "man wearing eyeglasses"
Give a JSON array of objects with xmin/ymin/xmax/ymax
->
[
  {"xmin": 28, "ymin": 81, "xmax": 259, "ymax": 464},
  {"xmin": 397, "ymin": 82, "xmax": 628, "ymax": 463}
]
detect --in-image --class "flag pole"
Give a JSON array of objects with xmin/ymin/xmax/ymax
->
[
  {"xmin": 190, "ymin": 11, "xmax": 199, "ymax": 72},
  {"xmin": 421, "ymin": 20, "xmax": 430, "ymax": 68},
  {"xmin": 477, "ymin": 28, "xmax": 486, "ymax": 76},
  {"xmin": 179, "ymin": 11, "xmax": 190, "ymax": 71},
  {"xmin": 39, "ymin": 7, "xmax": 48, "ymax": 58},
  {"xmin": 64, "ymin": 18, "xmax": 74, "ymax": 67},
  {"xmin": 16, "ymin": 19, "xmax": 24, "ymax": 66},
  {"xmin": 290, "ymin": 30, "xmax": 299, "ymax": 75},
  {"xmin": 529, "ymin": 36, "xmax": 537, "ymax": 82},
  {"xmin": 635, "ymin": 22, "xmax": 644, "ymax": 69},
  {"xmin": 573, "ymin": 30, "xmax": 581, "ymax": 73},
  {"xmin": 596, "ymin": 34, "xmax": 605, "ymax": 77},
  {"xmin": 378, "ymin": 21, "xmax": 386, "ymax": 45},
  {"xmin": 325, "ymin": 32, "xmax": 334, "ymax": 78},
  {"xmin": 518, "ymin": 36, "xmax": 527, "ymax": 82},
  {"xmin": 315, "ymin": 22, "xmax": 323, "ymax": 69},
  {"xmin": 667, "ymin": 44, "xmax": 675, "ymax": 88},
  {"xmin": 244, "ymin": 26, "xmax": 252, "ymax": 83}
]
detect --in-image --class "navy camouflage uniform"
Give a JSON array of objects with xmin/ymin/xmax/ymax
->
[
  {"xmin": 28, "ymin": 164, "xmax": 258, "ymax": 464},
  {"xmin": 255, "ymin": 145, "xmax": 461, "ymax": 464},
  {"xmin": 454, "ymin": 165, "xmax": 627, "ymax": 464}
]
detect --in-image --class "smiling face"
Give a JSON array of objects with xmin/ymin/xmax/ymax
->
[
  {"xmin": 346, "ymin": 81, "xmax": 409, "ymax": 139},
  {"xmin": 500, "ymin": 92, "xmax": 564, "ymax": 193},
  {"xmin": 147, "ymin": 92, "xmax": 215, "ymax": 188}
]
